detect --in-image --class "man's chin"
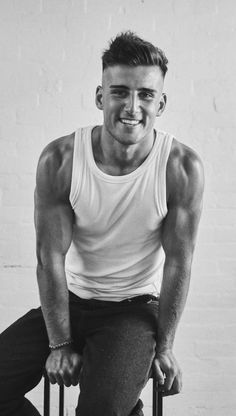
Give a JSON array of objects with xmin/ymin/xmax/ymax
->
[
  {"xmin": 113, "ymin": 132, "xmax": 144, "ymax": 146},
  {"xmin": 104, "ymin": 123, "xmax": 147, "ymax": 145}
]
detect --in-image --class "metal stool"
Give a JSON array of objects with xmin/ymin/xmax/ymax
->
[{"xmin": 43, "ymin": 373, "xmax": 163, "ymax": 416}]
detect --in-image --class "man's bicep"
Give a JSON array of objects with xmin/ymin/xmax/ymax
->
[
  {"xmin": 34, "ymin": 148, "xmax": 74, "ymax": 266},
  {"xmin": 162, "ymin": 153, "xmax": 204, "ymax": 262},
  {"xmin": 161, "ymin": 204, "xmax": 201, "ymax": 265},
  {"xmin": 35, "ymin": 193, "xmax": 74, "ymax": 266}
]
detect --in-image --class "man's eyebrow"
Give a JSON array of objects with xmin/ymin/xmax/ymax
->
[
  {"xmin": 139, "ymin": 87, "xmax": 157, "ymax": 94},
  {"xmin": 109, "ymin": 85, "xmax": 129, "ymax": 89},
  {"xmin": 110, "ymin": 84, "xmax": 157, "ymax": 94},
  {"xmin": 109, "ymin": 85, "xmax": 157, "ymax": 93}
]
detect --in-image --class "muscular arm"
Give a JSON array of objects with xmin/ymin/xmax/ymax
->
[
  {"xmin": 153, "ymin": 143, "xmax": 204, "ymax": 395},
  {"xmin": 34, "ymin": 135, "xmax": 82, "ymax": 386}
]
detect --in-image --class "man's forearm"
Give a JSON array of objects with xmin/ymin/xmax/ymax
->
[
  {"xmin": 37, "ymin": 263, "xmax": 71, "ymax": 345},
  {"xmin": 156, "ymin": 259, "xmax": 192, "ymax": 352}
]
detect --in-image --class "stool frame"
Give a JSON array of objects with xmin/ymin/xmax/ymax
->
[{"xmin": 43, "ymin": 374, "xmax": 163, "ymax": 416}]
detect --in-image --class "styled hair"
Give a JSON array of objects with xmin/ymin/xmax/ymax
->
[{"xmin": 102, "ymin": 31, "xmax": 168, "ymax": 77}]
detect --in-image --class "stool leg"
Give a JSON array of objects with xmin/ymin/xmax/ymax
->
[
  {"xmin": 152, "ymin": 380, "xmax": 163, "ymax": 416},
  {"xmin": 158, "ymin": 391, "xmax": 163, "ymax": 416},
  {"xmin": 59, "ymin": 384, "xmax": 64, "ymax": 416},
  {"xmin": 44, "ymin": 375, "xmax": 50, "ymax": 416},
  {"xmin": 153, "ymin": 379, "xmax": 157, "ymax": 416}
]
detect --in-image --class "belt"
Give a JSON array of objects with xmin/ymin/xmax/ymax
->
[{"xmin": 121, "ymin": 294, "xmax": 159, "ymax": 304}]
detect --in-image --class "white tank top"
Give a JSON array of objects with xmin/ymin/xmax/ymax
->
[{"xmin": 65, "ymin": 126, "xmax": 173, "ymax": 301}]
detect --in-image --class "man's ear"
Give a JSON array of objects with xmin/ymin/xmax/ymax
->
[
  {"xmin": 95, "ymin": 85, "xmax": 103, "ymax": 110},
  {"xmin": 156, "ymin": 93, "xmax": 167, "ymax": 117}
]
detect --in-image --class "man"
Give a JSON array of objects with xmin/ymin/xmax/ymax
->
[{"xmin": 0, "ymin": 32, "xmax": 204, "ymax": 416}]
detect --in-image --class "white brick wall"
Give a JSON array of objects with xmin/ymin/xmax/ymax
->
[{"xmin": 0, "ymin": 1, "xmax": 235, "ymax": 415}]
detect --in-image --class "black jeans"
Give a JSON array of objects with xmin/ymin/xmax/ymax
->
[{"xmin": 0, "ymin": 292, "xmax": 159, "ymax": 416}]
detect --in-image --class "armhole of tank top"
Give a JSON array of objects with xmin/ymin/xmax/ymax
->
[
  {"xmin": 69, "ymin": 128, "xmax": 82, "ymax": 209},
  {"xmin": 156, "ymin": 132, "xmax": 174, "ymax": 218}
]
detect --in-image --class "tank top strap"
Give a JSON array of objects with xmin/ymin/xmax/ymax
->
[
  {"xmin": 69, "ymin": 127, "xmax": 90, "ymax": 209},
  {"xmin": 155, "ymin": 130, "xmax": 174, "ymax": 217}
]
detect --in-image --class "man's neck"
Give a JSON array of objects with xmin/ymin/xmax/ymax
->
[{"xmin": 92, "ymin": 126, "xmax": 156, "ymax": 176}]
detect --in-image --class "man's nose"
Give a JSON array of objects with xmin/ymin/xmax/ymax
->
[{"xmin": 125, "ymin": 93, "xmax": 140, "ymax": 115}]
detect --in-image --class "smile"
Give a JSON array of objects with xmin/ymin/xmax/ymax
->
[{"xmin": 120, "ymin": 118, "xmax": 142, "ymax": 126}]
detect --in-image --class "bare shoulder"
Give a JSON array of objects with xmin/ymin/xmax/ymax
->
[
  {"xmin": 36, "ymin": 132, "xmax": 75, "ymax": 202},
  {"xmin": 166, "ymin": 138, "xmax": 204, "ymax": 207}
]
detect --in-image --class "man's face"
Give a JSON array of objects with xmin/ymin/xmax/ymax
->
[{"xmin": 96, "ymin": 65, "xmax": 166, "ymax": 146}]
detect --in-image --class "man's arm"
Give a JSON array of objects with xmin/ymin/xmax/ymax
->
[
  {"xmin": 152, "ymin": 143, "xmax": 204, "ymax": 395},
  {"xmin": 34, "ymin": 135, "xmax": 82, "ymax": 386}
]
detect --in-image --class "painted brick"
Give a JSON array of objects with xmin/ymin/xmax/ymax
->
[
  {"xmin": 181, "ymin": 308, "xmax": 236, "ymax": 326},
  {"xmin": 195, "ymin": 341, "xmax": 236, "ymax": 359}
]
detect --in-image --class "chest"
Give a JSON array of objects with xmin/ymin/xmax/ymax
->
[{"xmin": 74, "ymin": 172, "xmax": 164, "ymax": 238}]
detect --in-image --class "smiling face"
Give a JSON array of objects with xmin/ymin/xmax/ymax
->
[{"xmin": 96, "ymin": 65, "xmax": 166, "ymax": 146}]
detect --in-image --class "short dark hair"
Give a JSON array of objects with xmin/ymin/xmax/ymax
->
[{"xmin": 102, "ymin": 31, "xmax": 168, "ymax": 77}]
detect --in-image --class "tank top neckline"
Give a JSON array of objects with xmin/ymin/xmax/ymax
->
[{"xmin": 84, "ymin": 125, "xmax": 162, "ymax": 183}]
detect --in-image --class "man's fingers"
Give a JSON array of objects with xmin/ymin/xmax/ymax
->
[
  {"xmin": 47, "ymin": 371, "xmax": 64, "ymax": 386},
  {"xmin": 153, "ymin": 350, "xmax": 182, "ymax": 396},
  {"xmin": 152, "ymin": 360, "xmax": 165, "ymax": 386},
  {"xmin": 46, "ymin": 366, "xmax": 71, "ymax": 386},
  {"xmin": 62, "ymin": 371, "xmax": 73, "ymax": 387},
  {"xmin": 164, "ymin": 369, "xmax": 175, "ymax": 391},
  {"xmin": 58, "ymin": 365, "xmax": 81, "ymax": 387},
  {"xmin": 163, "ymin": 373, "xmax": 182, "ymax": 396},
  {"xmin": 47, "ymin": 369, "xmax": 57, "ymax": 385},
  {"xmin": 46, "ymin": 368, "xmax": 81, "ymax": 387},
  {"xmin": 71, "ymin": 365, "xmax": 82, "ymax": 386},
  {"xmin": 171, "ymin": 373, "xmax": 182, "ymax": 394},
  {"xmin": 45, "ymin": 350, "xmax": 83, "ymax": 387},
  {"xmin": 71, "ymin": 373, "xmax": 80, "ymax": 386},
  {"xmin": 69, "ymin": 356, "xmax": 82, "ymax": 386}
]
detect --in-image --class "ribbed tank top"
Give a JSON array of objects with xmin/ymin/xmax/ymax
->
[{"xmin": 65, "ymin": 126, "xmax": 173, "ymax": 301}]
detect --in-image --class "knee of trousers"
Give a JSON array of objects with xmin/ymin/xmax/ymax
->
[
  {"xmin": 76, "ymin": 397, "xmax": 121, "ymax": 416},
  {"xmin": 76, "ymin": 397, "xmax": 144, "ymax": 416}
]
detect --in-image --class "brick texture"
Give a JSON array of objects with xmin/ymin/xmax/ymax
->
[{"xmin": 0, "ymin": 1, "xmax": 235, "ymax": 415}]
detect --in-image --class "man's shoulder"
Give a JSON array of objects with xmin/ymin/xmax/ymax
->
[
  {"xmin": 166, "ymin": 138, "xmax": 204, "ymax": 204},
  {"xmin": 39, "ymin": 131, "xmax": 75, "ymax": 166},
  {"xmin": 36, "ymin": 131, "xmax": 75, "ymax": 200},
  {"xmin": 169, "ymin": 138, "xmax": 203, "ymax": 171}
]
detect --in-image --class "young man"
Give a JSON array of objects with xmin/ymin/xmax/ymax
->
[{"xmin": 0, "ymin": 32, "xmax": 204, "ymax": 416}]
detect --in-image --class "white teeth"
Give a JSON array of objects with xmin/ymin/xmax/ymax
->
[{"xmin": 120, "ymin": 119, "xmax": 140, "ymax": 126}]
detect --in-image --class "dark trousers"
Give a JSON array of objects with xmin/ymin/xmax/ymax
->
[{"xmin": 0, "ymin": 292, "xmax": 159, "ymax": 416}]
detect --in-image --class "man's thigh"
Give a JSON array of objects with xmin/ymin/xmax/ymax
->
[
  {"xmin": 76, "ymin": 299, "xmax": 159, "ymax": 416},
  {"xmin": 0, "ymin": 307, "xmax": 49, "ymax": 400}
]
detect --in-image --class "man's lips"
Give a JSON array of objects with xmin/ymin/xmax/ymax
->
[{"xmin": 119, "ymin": 118, "xmax": 142, "ymax": 126}]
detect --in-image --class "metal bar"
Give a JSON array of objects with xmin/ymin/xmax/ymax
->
[
  {"xmin": 152, "ymin": 379, "xmax": 158, "ymax": 416},
  {"xmin": 59, "ymin": 384, "xmax": 64, "ymax": 416},
  {"xmin": 158, "ymin": 391, "xmax": 163, "ymax": 416},
  {"xmin": 43, "ymin": 374, "xmax": 50, "ymax": 416},
  {"xmin": 152, "ymin": 379, "xmax": 163, "ymax": 416}
]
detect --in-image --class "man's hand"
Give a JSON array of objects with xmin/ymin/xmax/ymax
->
[
  {"xmin": 46, "ymin": 346, "xmax": 83, "ymax": 387},
  {"xmin": 152, "ymin": 349, "xmax": 182, "ymax": 396}
]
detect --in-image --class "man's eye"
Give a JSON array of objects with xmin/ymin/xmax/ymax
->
[
  {"xmin": 139, "ymin": 92, "xmax": 154, "ymax": 100},
  {"xmin": 111, "ymin": 90, "xmax": 127, "ymax": 97}
]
